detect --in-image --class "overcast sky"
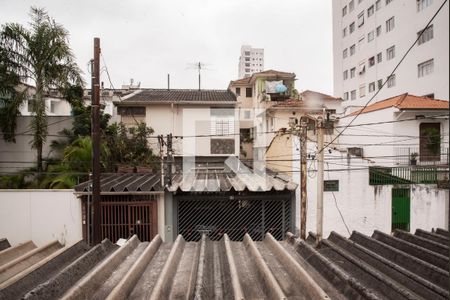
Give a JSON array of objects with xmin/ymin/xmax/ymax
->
[{"xmin": 0, "ymin": 0, "xmax": 333, "ymax": 94}]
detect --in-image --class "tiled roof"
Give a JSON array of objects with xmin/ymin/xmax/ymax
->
[
  {"xmin": 118, "ymin": 89, "xmax": 237, "ymax": 104},
  {"xmin": 348, "ymin": 93, "xmax": 449, "ymax": 116},
  {"xmin": 74, "ymin": 160, "xmax": 297, "ymax": 193},
  {"xmin": 300, "ymin": 90, "xmax": 342, "ymax": 101},
  {"xmin": 1, "ymin": 228, "xmax": 448, "ymax": 299}
]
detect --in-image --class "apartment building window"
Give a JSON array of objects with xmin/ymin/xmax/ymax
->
[
  {"xmin": 349, "ymin": 0, "xmax": 355, "ymax": 12},
  {"xmin": 245, "ymin": 57, "xmax": 250, "ymax": 62},
  {"xmin": 245, "ymin": 51, "xmax": 250, "ymax": 56},
  {"xmin": 343, "ymin": 27, "xmax": 348, "ymax": 37},
  {"xmin": 343, "ymin": 5, "xmax": 348, "ymax": 16},
  {"xmin": 343, "ymin": 48, "xmax": 348, "ymax": 58},
  {"xmin": 358, "ymin": 12, "xmax": 365, "ymax": 27},
  {"xmin": 245, "ymin": 63, "xmax": 250, "ymax": 67},
  {"xmin": 344, "ymin": 70, "xmax": 349, "ymax": 80},
  {"xmin": 377, "ymin": 79, "xmax": 383, "ymax": 89},
  {"xmin": 386, "ymin": 17, "xmax": 395, "ymax": 32},
  {"xmin": 349, "ymin": 22, "xmax": 355, "ymax": 33},
  {"xmin": 387, "ymin": 46, "xmax": 395, "ymax": 60},
  {"xmin": 376, "ymin": 25, "xmax": 382, "ymax": 37},
  {"xmin": 377, "ymin": 52, "xmax": 383, "ymax": 63},
  {"xmin": 344, "ymin": 92, "xmax": 349, "ymax": 100},
  {"xmin": 369, "ymin": 56, "xmax": 375, "ymax": 67},
  {"xmin": 350, "ymin": 44, "xmax": 356, "ymax": 55},
  {"xmin": 245, "ymin": 68, "xmax": 251, "ymax": 73},
  {"xmin": 359, "ymin": 61, "xmax": 366, "ymax": 75},
  {"xmin": 351, "ymin": 90, "xmax": 357, "ymax": 100},
  {"xmin": 376, "ymin": 0, "xmax": 382, "ymax": 10},
  {"xmin": 418, "ymin": 25, "xmax": 434, "ymax": 45},
  {"xmin": 368, "ymin": 31, "xmax": 375, "ymax": 42},
  {"xmin": 386, "ymin": 0, "xmax": 393, "ymax": 5},
  {"xmin": 418, "ymin": 59, "xmax": 434, "ymax": 77},
  {"xmin": 359, "ymin": 85, "xmax": 366, "ymax": 98},
  {"xmin": 350, "ymin": 67, "xmax": 356, "ymax": 78},
  {"xmin": 369, "ymin": 82, "xmax": 376, "ymax": 92},
  {"xmin": 368, "ymin": 5, "xmax": 375, "ymax": 17},
  {"xmin": 246, "ymin": 87, "xmax": 252, "ymax": 97},
  {"xmin": 387, "ymin": 74, "xmax": 396, "ymax": 88},
  {"xmin": 236, "ymin": 87, "xmax": 241, "ymax": 96},
  {"xmin": 417, "ymin": 0, "xmax": 433, "ymax": 11},
  {"xmin": 358, "ymin": 36, "xmax": 365, "ymax": 50}
]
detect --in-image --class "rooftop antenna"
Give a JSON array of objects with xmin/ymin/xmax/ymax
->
[{"xmin": 186, "ymin": 62, "xmax": 213, "ymax": 91}]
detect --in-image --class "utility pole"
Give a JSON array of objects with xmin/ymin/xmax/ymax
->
[
  {"xmin": 91, "ymin": 37, "xmax": 101, "ymax": 244},
  {"xmin": 159, "ymin": 135, "xmax": 165, "ymax": 187},
  {"xmin": 299, "ymin": 117, "xmax": 308, "ymax": 240},
  {"xmin": 316, "ymin": 114, "xmax": 325, "ymax": 246},
  {"xmin": 166, "ymin": 133, "xmax": 173, "ymax": 187}
]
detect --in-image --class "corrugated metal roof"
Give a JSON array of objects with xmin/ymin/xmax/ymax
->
[
  {"xmin": 1, "ymin": 228, "xmax": 448, "ymax": 299},
  {"xmin": 74, "ymin": 164, "xmax": 297, "ymax": 193}
]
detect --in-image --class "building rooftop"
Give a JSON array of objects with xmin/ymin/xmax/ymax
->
[
  {"xmin": 347, "ymin": 93, "xmax": 449, "ymax": 116},
  {"xmin": 116, "ymin": 89, "xmax": 237, "ymax": 104},
  {"xmin": 230, "ymin": 69, "xmax": 296, "ymax": 86},
  {"xmin": 300, "ymin": 90, "xmax": 342, "ymax": 101},
  {"xmin": 1, "ymin": 228, "xmax": 448, "ymax": 299}
]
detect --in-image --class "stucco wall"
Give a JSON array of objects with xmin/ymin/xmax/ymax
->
[{"xmin": 0, "ymin": 190, "xmax": 82, "ymax": 247}]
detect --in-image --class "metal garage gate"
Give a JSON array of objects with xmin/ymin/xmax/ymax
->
[{"xmin": 176, "ymin": 192, "xmax": 293, "ymax": 241}]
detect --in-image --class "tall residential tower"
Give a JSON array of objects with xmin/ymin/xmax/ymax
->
[
  {"xmin": 332, "ymin": 0, "xmax": 449, "ymax": 110},
  {"xmin": 238, "ymin": 45, "xmax": 264, "ymax": 78}
]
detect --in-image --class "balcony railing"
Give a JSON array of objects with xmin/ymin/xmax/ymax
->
[
  {"xmin": 394, "ymin": 147, "xmax": 449, "ymax": 166},
  {"xmin": 369, "ymin": 166, "xmax": 449, "ymax": 186}
]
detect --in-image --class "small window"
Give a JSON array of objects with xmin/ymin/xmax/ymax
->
[
  {"xmin": 386, "ymin": 17, "xmax": 395, "ymax": 32},
  {"xmin": 386, "ymin": 0, "xmax": 393, "ymax": 5},
  {"xmin": 349, "ymin": 22, "xmax": 355, "ymax": 33},
  {"xmin": 343, "ymin": 27, "xmax": 348, "ymax": 37},
  {"xmin": 343, "ymin": 92, "xmax": 349, "ymax": 100},
  {"xmin": 236, "ymin": 87, "xmax": 241, "ymax": 96},
  {"xmin": 245, "ymin": 57, "xmax": 250, "ymax": 62},
  {"xmin": 244, "ymin": 51, "xmax": 251, "ymax": 56},
  {"xmin": 350, "ymin": 90, "xmax": 357, "ymax": 100},
  {"xmin": 418, "ymin": 25, "xmax": 434, "ymax": 45},
  {"xmin": 368, "ymin": 31, "xmax": 375, "ymax": 42},
  {"xmin": 418, "ymin": 59, "xmax": 434, "ymax": 77},
  {"xmin": 376, "ymin": 0, "xmax": 382, "ymax": 10},
  {"xmin": 342, "ymin": 5, "xmax": 348, "ymax": 16},
  {"xmin": 324, "ymin": 180, "xmax": 339, "ymax": 192},
  {"xmin": 358, "ymin": 36, "xmax": 365, "ymax": 50},
  {"xmin": 349, "ymin": 0, "xmax": 355, "ymax": 11},
  {"xmin": 359, "ymin": 84, "xmax": 366, "ymax": 98},
  {"xmin": 343, "ymin": 48, "xmax": 348, "ymax": 58},
  {"xmin": 343, "ymin": 70, "xmax": 349, "ymax": 80},
  {"xmin": 368, "ymin": 5, "xmax": 375, "ymax": 17},
  {"xmin": 358, "ymin": 12, "xmax": 365, "ymax": 27},
  {"xmin": 246, "ymin": 87, "xmax": 252, "ymax": 98},
  {"xmin": 377, "ymin": 52, "xmax": 383, "ymax": 63},
  {"xmin": 350, "ymin": 44, "xmax": 356, "ymax": 55},
  {"xmin": 350, "ymin": 67, "xmax": 356, "ymax": 78},
  {"xmin": 376, "ymin": 25, "xmax": 382, "ymax": 37},
  {"xmin": 387, "ymin": 46, "xmax": 395, "ymax": 60},
  {"xmin": 377, "ymin": 79, "xmax": 383, "ymax": 89},
  {"xmin": 359, "ymin": 61, "xmax": 366, "ymax": 75},
  {"xmin": 417, "ymin": 0, "xmax": 433, "ymax": 11},
  {"xmin": 369, "ymin": 82, "xmax": 376, "ymax": 92},
  {"xmin": 369, "ymin": 56, "xmax": 375, "ymax": 67},
  {"xmin": 118, "ymin": 106, "xmax": 146, "ymax": 116},
  {"xmin": 387, "ymin": 74, "xmax": 396, "ymax": 88}
]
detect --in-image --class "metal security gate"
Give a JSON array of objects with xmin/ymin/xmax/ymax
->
[
  {"xmin": 392, "ymin": 188, "xmax": 410, "ymax": 232},
  {"xmin": 176, "ymin": 192, "xmax": 293, "ymax": 241}
]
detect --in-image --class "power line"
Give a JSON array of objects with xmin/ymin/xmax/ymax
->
[{"xmin": 317, "ymin": 0, "xmax": 449, "ymax": 154}]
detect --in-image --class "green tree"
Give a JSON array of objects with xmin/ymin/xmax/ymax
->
[{"xmin": 0, "ymin": 7, "xmax": 82, "ymax": 172}]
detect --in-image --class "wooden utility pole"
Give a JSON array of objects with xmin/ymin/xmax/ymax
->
[
  {"xmin": 91, "ymin": 37, "xmax": 101, "ymax": 244},
  {"xmin": 316, "ymin": 114, "xmax": 325, "ymax": 246},
  {"xmin": 299, "ymin": 117, "xmax": 308, "ymax": 240}
]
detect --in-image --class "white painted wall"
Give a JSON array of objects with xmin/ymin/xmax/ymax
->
[{"xmin": 0, "ymin": 190, "xmax": 82, "ymax": 247}]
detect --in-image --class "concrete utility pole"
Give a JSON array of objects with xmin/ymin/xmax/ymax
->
[
  {"xmin": 166, "ymin": 133, "xmax": 173, "ymax": 187},
  {"xmin": 316, "ymin": 114, "xmax": 325, "ymax": 246},
  {"xmin": 159, "ymin": 135, "xmax": 165, "ymax": 187},
  {"xmin": 299, "ymin": 117, "xmax": 308, "ymax": 240},
  {"xmin": 91, "ymin": 37, "xmax": 102, "ymax": 244}
]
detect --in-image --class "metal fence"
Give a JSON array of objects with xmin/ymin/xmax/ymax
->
[
  {"xmin": 369, "ymin": 166, "xmax": 449, "ymax": 185},
  {"xmin": 176, "ymin": 192, "xmax": 293, "ymax": 241},
  {"xmin": 394, "ymin": 147, "xmax": 449, "ymax": 166}
]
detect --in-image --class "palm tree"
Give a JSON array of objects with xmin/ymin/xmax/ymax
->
[{"xmin": 0, "ymin": 7, "xmax": 82, "ymax": 172}]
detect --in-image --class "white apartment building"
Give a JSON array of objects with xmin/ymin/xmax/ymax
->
[
  {"xmin": 238, "ymin": 45, "xmax": 265, "ymax": 78},
  {"xmin": 332, "ymin": 0, "xmax": 449, "ymax": 111}
]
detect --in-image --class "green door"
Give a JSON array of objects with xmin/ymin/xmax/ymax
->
[{"xmin": 392, "ymin": 188, "xmax": 410, "ymax": 231}]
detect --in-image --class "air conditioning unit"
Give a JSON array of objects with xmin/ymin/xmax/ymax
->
[{"xmin": 347, "ymin": 147, "xmax": 363, "ymax": 157}]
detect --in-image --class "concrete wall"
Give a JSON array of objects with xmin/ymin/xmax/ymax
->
[
  {"xmin": 0, "ymin": 190, "xmax": 82, "ymax": 247},
  {"xmin": 0, "ymin": 116, "xmax": 73, "ymax": 172}
]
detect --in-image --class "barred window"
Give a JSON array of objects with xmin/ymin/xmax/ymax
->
[{"xmin": 418, "ymin": 25, "xmax": 433, "ymax": 45}]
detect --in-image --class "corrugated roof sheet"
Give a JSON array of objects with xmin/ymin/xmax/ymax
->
[
  {"xmin": 347, "ymin": 93, "xmax": 449, "ymax": 116},
  {"xmin": 117, "ymin": 89, "xmax": 236, "ymax": 104},
  {"xmin": 1, "ymin": 228, "xmax": 448, "ymax": 299}
]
